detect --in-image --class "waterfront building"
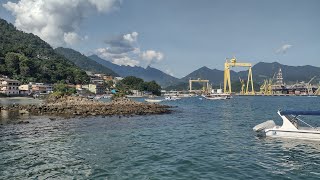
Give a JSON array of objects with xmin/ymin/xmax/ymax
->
[
  {"xmin": 19, "ymin": 84, "xmax": 32, "ymax": 95},
  {"xmin": 0, "ymin": 78, "xmax": 20, "ymax": 95},
  {"xmin": 30, "ymin": 83, "xmax": 53, "ymax": 94},
  {"xmin": 103, "ymin": 75, "xmax": 113, "ymax": 81},
  {"xmin": 82, "ymin": 84, "xmax": 105, "ymax": 94},
  {"xmin": 130, "ymin": 90, "xmax": 143, "ymax": 96}
]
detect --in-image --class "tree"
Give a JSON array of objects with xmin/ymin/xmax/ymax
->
[
  {"xmin": 53, "ymin": 83, "xmax": 76, "ymax": 96},
  {"xmin": 0, "ymin": 18, "xmax": 90, "ymax": 84},
  {"xmin": 5, "ymin": 52, "xmax": 20, "ymax": 76},
  {"xmin": 121, "ymin": 76, "xmax": 144, "ymax": 90},
  {"xmin": 144, "ymin": 81, "xmax": 161, "ymax": 96}
]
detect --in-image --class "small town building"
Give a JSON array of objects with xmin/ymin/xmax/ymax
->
[
  {"xmin": 0, "ymin": 78, "xmax": 20, "ymax": 95},
  {"xmin": 31, "ymin": 83, "xmax": 53, "ymax": 94},
  {"xmin": 130, "ymin": 90, "xmax": 143, "ymax": 96},
  {"xmin": 103, "ymin": 75, "xmax": 113, "ymax": 81},
  {"xmin": 19, "ymin": 84, "xmax": 32, "ymax": 95},
  {"xmin": 83, "ymin": 84, "xmax": 105, "ymax": 94}
]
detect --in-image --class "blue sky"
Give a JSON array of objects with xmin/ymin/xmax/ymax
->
[{"xmin": 1, "ymin": 0, "xmax": 319, "ymax": 78}]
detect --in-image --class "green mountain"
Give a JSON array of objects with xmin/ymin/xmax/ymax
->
[
  {"xmin": 55, "ymin": 47, "xmax": 118, "ymax": 77},
  {"xmin": 0, "ymin": 18, "xmax": 89, "ymax": 84},
  {"xmin": 248, "ymin": 62, "xmax": 320, "ymax": 84},
  {"xmin": 183, "ymin": 62, "xmax": 320, "ymax": 84},
  {"xmin": 181, "ymin": 66, "xmax": 238, "ymax": 85},
  {"xmin": 89, "ymin": 55, "xmax": 181, "ymax": 87},
  {"xmin": 167, "ymin": 62, "xmax": 320, "ymax": 91}
]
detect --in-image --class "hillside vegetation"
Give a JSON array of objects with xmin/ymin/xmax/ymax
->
[
  {"xmin": 0, "ymin": 18, "xmax": 89, "ymax": 84},
  {"xmin": 55, "ymin": 47, "xmax": 118, "ymax": 77}
]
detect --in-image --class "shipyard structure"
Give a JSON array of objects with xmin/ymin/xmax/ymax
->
[
  {"xmin": 187, "ymin": 58, "xmax": 320, "ymax": 96},
  {"xmin": 259, "ymin": 68, "xmax": 320, "ymax": 96}
]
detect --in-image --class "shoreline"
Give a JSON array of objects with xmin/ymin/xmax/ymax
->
[{"xmin": 0, "ymin": 96, "xmax": 172, "ymax": 118}]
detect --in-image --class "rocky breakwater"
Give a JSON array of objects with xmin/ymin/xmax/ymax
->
[{"xmin": 0, "ymin": 96, "xmax": 172, "ymax": 117}]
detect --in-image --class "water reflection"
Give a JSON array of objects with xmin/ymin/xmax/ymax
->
[
  {"xmin": 0, "ymin": 97, "xmax": 41, "ymax": 105},
  {"xmin": 0, "ymin": 110, "xmax": 31, "ymax": 124},
  {"xmin": 258, "ymin": 138, "xmax": 320, "ymax": 176}
]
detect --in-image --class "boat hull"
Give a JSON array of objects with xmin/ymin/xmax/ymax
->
[
  {"xmin": 265, "ymin": 129, "xmax": 320, "ymax": 141},
  {"xmin": 145, "ymin": 99, "xmax": 163, "ymax": 103}
]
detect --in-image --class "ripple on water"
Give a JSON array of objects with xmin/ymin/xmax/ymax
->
[{"xmin": 1, "ymin": 96, "xmax": 320, "ymax": 179}]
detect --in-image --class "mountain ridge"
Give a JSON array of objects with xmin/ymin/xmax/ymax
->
[
  {"xmin": 54, "ymin": 47, "xmax": 118, "ymax": 77},
  {"xmin": 88, "ymin": 53, "xmax": 320, "ymax": 88},
  {"xmin": 89, "ymin": 55, "xmax": 181, "ymax": 87}
]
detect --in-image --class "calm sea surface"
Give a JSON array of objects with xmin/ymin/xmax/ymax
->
[{"xmin": 1, "ymin": 96, "xmax": 320, "ymax": 179}]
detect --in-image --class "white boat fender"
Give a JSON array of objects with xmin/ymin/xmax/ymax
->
[{"xmin": 253, "ymin": 120, "xmax": 276, "ymax": 132}]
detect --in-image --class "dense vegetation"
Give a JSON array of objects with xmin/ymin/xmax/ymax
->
[
  {"xmin": 118, "ymin": 76, "xmax": 162, "ymax": 96},
  {"xmin": 55, "ymin": 47, "xmax": 118, "ymax": 77},
  {"xmin": 0, "ymin": 18, "xmax": 89, "ymax": 84},
  {"xmin": 52, "ymin": 83, "xmax": 77, "ymax": 96}
]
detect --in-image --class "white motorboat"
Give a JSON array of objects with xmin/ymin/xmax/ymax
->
[
  {"xmin": 253, "ymin": 110, "xmax": 320, "ymax": 140},
  {"xmin": 165, "ymin": 96, "xmax": 181, "ymax": 101},
  {"xmin": 103, "ymin": 95, "xmax": 112, "ymax": 99},
  {"xmin": 145, "ymin": 99, "xmax": 163, "ymax": 103},
  {"xmin": 203, "ymin": 93, "xmax": 231, "ymax": 100},
  {"xmin": 126, "ymin": 95, "xmax": 143, "ymax": 98}
]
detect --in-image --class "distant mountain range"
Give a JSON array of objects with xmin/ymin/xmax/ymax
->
[
  {"xmin": 182, "ymin": 62, "xmax": 320, "ymax": 85},
  {"xmin": 87, "ymin": 54, "xmax": 320, "ymax": 88},
  {"xmin": 55, "ymin": 47, "xmax": 118, "ymax": 77},
  {"xmin": 89, "ymin": 55, "xmax": 181, "ymax": 87},
  {"xmin": 249, "ymin": 62, "xmax": 320, "ymax": 83}
]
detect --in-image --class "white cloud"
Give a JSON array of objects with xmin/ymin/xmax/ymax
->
[
  {"xmin": 141, "ymin": 50, "xmax": 164, "ymax": 61},
  {"xmin": 276, "ymin": 44, "xmax": 292, "ymax": 54},
  {"xmin": 95, "ymin": 32, "xmax": 165, "ymax": 67},
  {"xmin": 95, "ymin": 47, "xmax": 139, "ymax": 67},
  {"xmin": 3, "ymin": 0, "xmax": 120, "ymax": 47},
  {"xmin": 88, "ymin": 0, "xmax": 120, "ymax": 12},
  {"xmin": 112, "ymin": 57, "xmax": 140, "ymax": 67},
  {"xmin": 64, "ymin": 32, "xmax": 82, "ymax": 45},
  {"xmin": 141, "ymin": 50, "xmax": 164, "ymax": 66},
  {"xmin": 123, "ymin": 32, "xmax": 138, "ymax": 43}
]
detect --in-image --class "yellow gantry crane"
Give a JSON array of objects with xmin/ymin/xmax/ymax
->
[
  {"xmin": 315, "ymin": 85, "xmax": 320, "ymax": 96},
  {"xmin": 224, "ymin": 57, "xmax": 254, "ymax": 95},
  {"xmin": 260, "ymin": 73, "xmax": 276, "ymax": 95},
  {"xmin": 239, "ymin": 77, "xmax": 245, "ymax": 95},
  {"xmin": 306, "ymin": 76, "xmax": 316, "ymax": 95},
  {"xmin": 189, "ymin": 78, "xmax": 210, "ymax": 94}
]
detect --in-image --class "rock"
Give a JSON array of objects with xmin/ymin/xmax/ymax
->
[
  {"xmin": 2, "ymin": 95, "xmax": 172, "ymax": 118},
  {"xmin": 17, "ymin": 120, "xmax": 29, "ymax": 124}
]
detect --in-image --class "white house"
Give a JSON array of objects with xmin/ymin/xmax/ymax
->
[{"xmin": 0, "ymin": 78, "xmax": 20, "ymax": 95}]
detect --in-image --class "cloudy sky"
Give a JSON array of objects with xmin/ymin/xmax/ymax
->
[{"xmin": 1, "ymin": 0, "xmax": 319, "ymax": 78}]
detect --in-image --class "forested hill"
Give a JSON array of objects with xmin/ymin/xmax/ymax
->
[
  {"xmin": 0, "ymin": 18, "xmax": 89, "ymax": 84},
  {"xmin": 55, "ymin": 47, "xmax": 118, "ymax": 77}
]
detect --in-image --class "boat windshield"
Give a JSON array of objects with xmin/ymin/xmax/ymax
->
[{"xmin": 284, "ymin": 115, "xmax": 299, "ymax": 128}]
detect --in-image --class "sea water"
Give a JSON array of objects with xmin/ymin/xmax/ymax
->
[{"xmin": 1, "ymin": 96, "xmax": 320, "ymax": 179}]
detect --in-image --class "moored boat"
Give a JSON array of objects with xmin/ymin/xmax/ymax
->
[
  {"xmin": 165, "ymin": 96, "xmax": 181, "ymax": 101},
  {"xmin": 253, "ymin": 110, "xmax": 320, "ymax": 140},
  {"xmin": 145, "ymin": 99, "xmax": 163, "ymax": 103},
  {"xmin": 203, "ymin": 93, "xmax": 231, "ymax": 100}
]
